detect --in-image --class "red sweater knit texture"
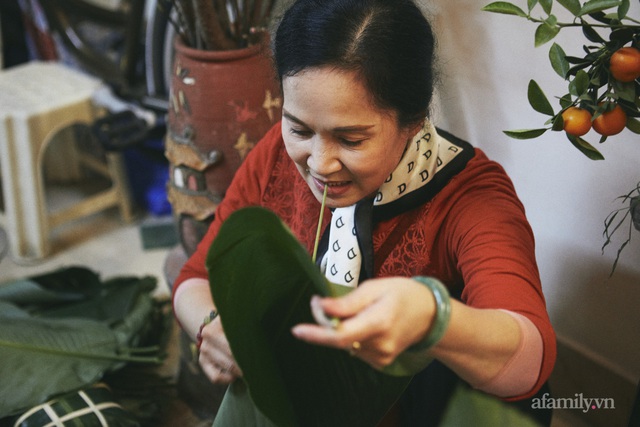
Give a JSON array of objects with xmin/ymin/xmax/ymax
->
[{"xmin": 174, "ymin": 122, "xmax": 556, "ymax": 400}]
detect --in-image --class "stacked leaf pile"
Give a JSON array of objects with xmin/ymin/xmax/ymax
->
[{"xmin": 0, "ymin": 267, "xmax": 172, "ymax": 426}]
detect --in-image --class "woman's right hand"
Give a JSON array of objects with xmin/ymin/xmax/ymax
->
[
  {"xmin": 198, "ymin": 315, "xmax": 243, "ymax": 384},
  {"xmin": 173, "ymin": 277, "xmax": 243, "ymax": 384}
]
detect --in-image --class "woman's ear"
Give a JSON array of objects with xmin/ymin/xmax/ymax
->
[{"xmin": 404, "ymin": 119, "xmax": 426, "ymax": 141}]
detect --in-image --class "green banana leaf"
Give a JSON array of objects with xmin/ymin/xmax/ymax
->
[
  {"xmin": 0, "ymin": 267, "xmax": 102, "ymax": 306},
  {"xmin": 0, "ymin": 304, "xmax": 120, "ymax": 416},
  {"xmin": 206, "ymin": 207, "xmax": 414, "ymax": 427},
  {"xmin": 0, "ymin": 269, "xmax": 164, "ymax": 417}
]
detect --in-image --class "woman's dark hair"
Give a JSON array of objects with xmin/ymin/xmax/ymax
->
[{"xmin": 273, "ymin": 0, "xmax": 437, "ymax": 127}]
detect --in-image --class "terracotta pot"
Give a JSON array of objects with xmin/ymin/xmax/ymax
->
[{"xmin": 165, "ymin": 33, "xmax": 282, "ymax": 254}]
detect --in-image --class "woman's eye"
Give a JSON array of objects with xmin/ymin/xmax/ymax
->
[
  {"xmin": 290, "ymin": 128, "xmax": 312, "ymax": 137},
  {"xmin": 339, "ymin": 138, "xmax": 364, "ymax": 147}
]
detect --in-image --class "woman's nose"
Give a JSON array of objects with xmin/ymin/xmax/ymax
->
[{"xmin": 307, "ymin": 137, "xmax": 341, "ymax": 175}]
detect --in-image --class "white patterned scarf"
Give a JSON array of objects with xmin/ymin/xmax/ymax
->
[{"xmin": 318, "ymin": 121, "xmax": 474, "ymax": 287}]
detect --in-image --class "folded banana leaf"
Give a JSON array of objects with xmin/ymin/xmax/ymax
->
[
  {"xmin": 207, "ymin": 207, "xmax": 414, "ymax": 427},
  {"xmin": 0, "ymin": 268, "xmax": 164, "ymax": 417},
  {"xmin": 11, "ymin": 383, "xmax": 141, "ymax": 427},
  {"xmin": 0, "ymin": 267, "xmax": 102, "ymax": 307}
]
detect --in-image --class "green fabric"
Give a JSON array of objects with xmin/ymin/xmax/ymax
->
[
  {"xmin": 212, "ymin": 382, "xmax": 546, "ymax": 427},
  {"xmin": 213, "ymin": 381, "xmax": 277, "ymax": 427},
  {"xmin": 440, "ymin": 384, "xmax": 543, "ymax": 427}
]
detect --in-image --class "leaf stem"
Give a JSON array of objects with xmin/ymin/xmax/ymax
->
[
  {"xmin": 126, "ymin": 345, "xmax": 162, "ymax": 354},
  {"xmin": 525, "ymin": 16, "xmax": 640, "ymax": 29},
  {"xmin": 312, "ymin": 184, "xmax": 328, "ymax": 263},
  {"xmin": 0, "ymin": 340, "xmax": 164, "ymax": 364}
]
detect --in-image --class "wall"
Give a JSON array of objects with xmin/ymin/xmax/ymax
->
[{"xmin": 426, "ymin": 0, "xmax": 640, "ymax": 384}]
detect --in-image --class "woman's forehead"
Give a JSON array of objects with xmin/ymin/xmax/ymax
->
[{"xmin": 282, "ymin": 68, "xmax": 395, "ymax": 124}]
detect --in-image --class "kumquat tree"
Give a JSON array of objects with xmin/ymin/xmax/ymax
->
[
  {"xmin": 483, "ymin": 0, "xmax": 640, "ymax": 274},
  {"xmin": 483, "ymin": 0, "xmax": 639, "ymax": 160}
]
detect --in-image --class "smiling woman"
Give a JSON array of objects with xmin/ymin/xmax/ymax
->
[
  {"xmin": 281, "ymin": 68, "xmax": 416, "ymax": 208},
  {"xmin": 171, "ymin": 0, "xmax": 557, "ymax": 425}
]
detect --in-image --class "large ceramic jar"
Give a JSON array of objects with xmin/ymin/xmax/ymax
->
[{"xmin": 165, "ymin": 33, "xmax": 282, "ymax": 255}]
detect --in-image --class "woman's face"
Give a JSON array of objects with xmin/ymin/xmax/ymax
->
[{"xmin": 282, "ymin": 67, "xmax": 417, "ymax": 208}]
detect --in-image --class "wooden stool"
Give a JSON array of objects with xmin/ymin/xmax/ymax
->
[{"xmin": 0, "ymin": 61, "xmax": 133, "ymax": 261}]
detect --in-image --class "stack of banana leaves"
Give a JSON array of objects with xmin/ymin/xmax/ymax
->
[{"xmin": 0, "ymin": 267, "xmax": 172, "ymax": 426}]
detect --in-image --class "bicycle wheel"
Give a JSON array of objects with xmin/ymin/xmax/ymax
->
[{"xmin": 145, "ymin": 0, "xmax": 176, "ymax": 100}]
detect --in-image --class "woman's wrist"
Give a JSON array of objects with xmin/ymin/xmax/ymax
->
[
  {"xmin": 196, "ymin": 310, "xmax": 219, "ymax": 350},
  {"xmin": 381, "ymin": 277, "xmax": 452, "ymax": 376},
  {"xmin": 191, "ymin": 309, "xmax": 219, "ymax": 361},
  {"xmin": 410, "ymin": 276, "xmax": 452, "ymax": 351},
  {"xmin": 173, "ymin": 277, "xmax": 214, "ymax": 338}
]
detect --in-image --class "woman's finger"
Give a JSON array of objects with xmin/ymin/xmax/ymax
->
[
  {"xmin": 317, "ymin": 280, "xmax": 388, "ymax": 318},
  {"xmin": 348, "ymin": 344, "xmax": 388, "ymax": 370},
  {"xmin": 291, "ymin": 302, "xmax": 383, "ymax": 349},
  {"xmin": 294, "ymin": 277, "xmax": 435, "ymax": 366},
  {"xmin": 199, "ymin": 341, "xmax": 243, "ymax": 382},
  {"xmin": 199, "ymin": 356, "xmax": 238, "ymax": 384}
]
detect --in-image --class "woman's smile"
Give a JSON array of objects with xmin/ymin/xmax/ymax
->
[{"xmin": 310, "ymin": 175, "xmax": 352, "ymax": 197}]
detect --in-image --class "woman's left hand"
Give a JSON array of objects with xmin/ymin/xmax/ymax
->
[{"xmin": 291, "ymin": 277, "xmax": 436, "ymax": 369}]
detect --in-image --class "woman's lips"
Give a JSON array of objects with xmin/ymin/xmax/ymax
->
[{"xmin": 311, "ymin": 176, "xmax": 350, "ymax": 196}]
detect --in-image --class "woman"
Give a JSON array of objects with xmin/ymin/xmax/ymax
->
[{"xmin": 172, "ymin": 0, "xmax": 556, "ymax": 425}]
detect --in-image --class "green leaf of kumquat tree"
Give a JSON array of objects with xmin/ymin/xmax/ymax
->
[
  {"xmin": 618, "ymin": 0, "xmax": 630, "ymax": 20},
  {"xmin": 552, "ymin": 113, "xmax": 565, "ymax": 131},
  {"xmin": 566, "ymin": 134, "xmax": 605, "ymax": 160},
  {"xmin": 549, "ymin": 43, "xmax": 570, "ymax": 78},
  {"xmin": 557, "ymin": 0, "xmax": 582, "ymax": 15},
  {"xmin": 528, "ymin": 80, "xmax": 555, "ymax": 116},
  {"xmin": 504, "ymin": 128, "xmax": 549, "ymax": 139},
  {"xmin": 540, "ymin": 0, "xmax": 553, "ymax": 14},
  {"xmin": 481, "ymin": 2, "xmax": 528, "ymax": 16},
  {"xmin": 569, "ymin": 70, "xmax": 590, "ymax": 96},
  {"xmin": 578, "ymin": 0, "xmax": 623, "ymax": 17},
  {"xmin": 535, "ymin": 22, "xmax": 561, "ymax": 46},
  {"xmin": 626, "ymin": 117, "xmax": 640, "ymax": 134}
]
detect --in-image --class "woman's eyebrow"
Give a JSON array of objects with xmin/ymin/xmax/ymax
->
[
  {"xmin": 283, "ymin": 110, "xmax": 375, "ymax": 132},
  {"xmin": 283, "ymin": 110, "xmax": 307, "ymax": 126},
  {"xmin": 333, "ymin": 124, "xmax": 375, "ymax": 132}
]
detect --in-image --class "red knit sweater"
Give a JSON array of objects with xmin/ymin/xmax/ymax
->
[{"xmin": 174, "ymin": 122, "xmax": 556, "ymax": 400}]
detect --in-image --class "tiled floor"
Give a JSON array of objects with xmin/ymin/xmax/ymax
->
[{"xmin": 0, "ymin": 209, "xmax": 171, "ymax": 298}]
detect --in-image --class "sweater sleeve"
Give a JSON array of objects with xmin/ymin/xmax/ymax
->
[
  {"xmin": 172, "ymin": 122, "xmax": 284, "ymax": 305},
  {"xmin": 437, "ymin": 149, "xmax": 556, "ymax": 400},
  {"xmin": 474, "ymin": 310, "xmax": 544, "ymax": 397}
]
